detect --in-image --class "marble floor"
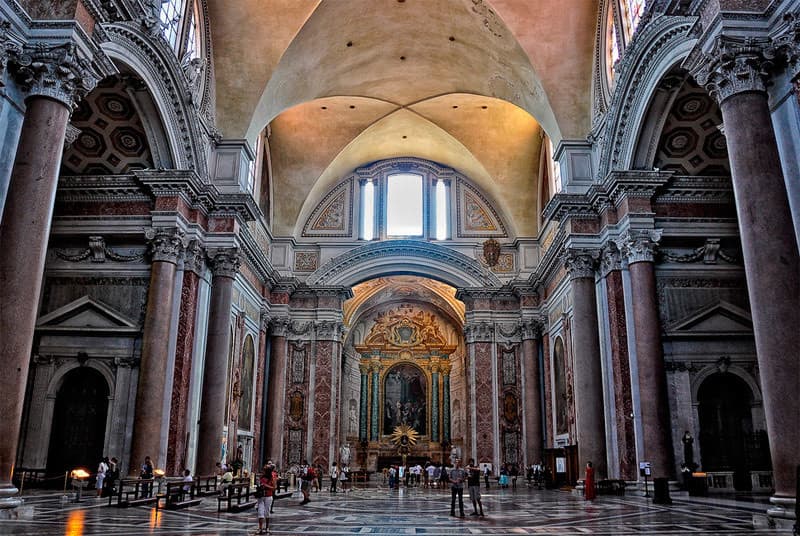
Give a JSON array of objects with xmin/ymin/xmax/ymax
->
[{"xmin": 0, "ymin": 483, "xmax": 792, "ymax": 535}]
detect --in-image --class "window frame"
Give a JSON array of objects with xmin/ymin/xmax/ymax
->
[{"xmin": 358, "ymin": 167, "xmax": 451, "ymax": 242}]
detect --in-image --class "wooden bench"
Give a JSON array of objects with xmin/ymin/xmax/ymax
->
[
  {"xmin": 192, "ymin": 475, "xmax": 219, "ymax": 497},
  {"xmin": 109, "ymin": 478, "xmax": 158, "ymax": 507},
  {"xmin": 217, "ymin": 482, "xmax": 256, "ymax": 513},
  {"xmin": 157, "ymin": 481, "xmax": 201, "ymax": 510},
  {"xmin": 597, "ymin": 479, "xmax": 626, "ymax": 495}
]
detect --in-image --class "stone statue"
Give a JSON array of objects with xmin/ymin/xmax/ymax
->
[
  {"xmin": 348, "ymin": 402, "xmax": 358, "ymax": 435},
  {"xmin": 449, "ymin": 446, "xmax": 461, "ymax": 465},
  {"xmin": 340, "ymin": 443, "xmax": 351, "ymax": 465}
]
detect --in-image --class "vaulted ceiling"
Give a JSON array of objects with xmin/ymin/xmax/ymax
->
[{"xmin": 207, "ymin": 0, "xmax": 599, "ymax": 238}]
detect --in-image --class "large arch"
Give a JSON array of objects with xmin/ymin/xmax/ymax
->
[
  {"xmin": 598, "ymin": 15, "xmax": 696, "ymax": 177},
  {"xmin": 101, "ymin": 22, "xmax": 210, "ymax": 177},
  {"xmin": 306, "ymin": 240, "xmax": 501, "ymax": 288}
]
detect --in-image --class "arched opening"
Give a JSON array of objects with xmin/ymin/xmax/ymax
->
[
  {"xmin": 46, "ymin": 367, "xmax": 109, "ymax": 476},
  {"xmin": 697, "ymin": 373, "xmax": 769, "ymax": 490}
]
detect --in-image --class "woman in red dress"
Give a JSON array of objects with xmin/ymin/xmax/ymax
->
[{"xmin": 584, "ymin": 461, "xmax": 596, "ymax": 501}]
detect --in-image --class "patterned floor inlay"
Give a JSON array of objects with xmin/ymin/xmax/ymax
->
[{"xmin": 0, "ymin": 485, "xmax": 792, "ymax": 535}]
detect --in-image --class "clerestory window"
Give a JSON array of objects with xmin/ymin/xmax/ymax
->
[{"xmin": 358, "ymin": 167, "xmax": 450, "ymax": 241}]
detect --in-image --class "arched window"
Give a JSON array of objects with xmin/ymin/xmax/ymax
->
[
  {"xmin": 159, "ymin": 0, "xmax": 203, "ymax": 59},
  {"xmin": 606, "ymin": 4, "xmax": 620, "ymax": 82},
  {"xmin": 620, "ymin": 0, "xmax": 646, "ymax": 41},
  {"xmin": 359, "ymin": 166, "xmax": 451, "ymax": 241}
]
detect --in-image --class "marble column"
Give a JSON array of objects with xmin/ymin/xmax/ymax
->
[
  {"xmin": 521, "ymin": 320, "xmax": 543, "ymax": 466},
  {"xmin": 358, "ymin": 364, "xmax": 369, "ymax": 442},
  {"xmin": 166, "ymin": 240, "xmax": 204, "ymax": 475},
  {"xmin": 0, "ymin": 42, "xmax": 100, "ymax": 505},
  {"xmin": 691, "ymin": 37, "xmax": 800, "ymax": 507},
  {"xmin": 600, "ymin": 243, "xmax": 637, "ymax": 481},
  {"xmin": 252, "ymin": 308, "xmax": 269, "ymax": 469},
  {"xmin": 617, "ymin": 231, "xmax": 673, "ymax": 479},
  {"xmin": 370, "ymin": 361, "xmax": 381, "ymax": 441},
  {"xmin": 310, "ymin": 321, "xmax": 343, "ymax": 466},
  {"xmin": 563, "ymin": 249, "xmax": 607, "ymax": 477},
  {"xmin": 431, "ymin": 363, "xmax": 440, "ymax": 442},
  {"xmin": 128, "ymin": 229, "xmax": 185, "ymax": 474},
  {"xmin": 195, "ymin": 248, "xmax": 240, "ymax": 476},
  {"xmin": 442, "ymin": 362, "xmax": 452, "ymax": 444},
  {"xmin": 265, "ymin": 317, "xmax": 289, "ymax": 466}
]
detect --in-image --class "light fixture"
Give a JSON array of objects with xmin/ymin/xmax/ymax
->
[{"xmin": 154, "ymin": 469, "xmax": 166, "ymax": 477}]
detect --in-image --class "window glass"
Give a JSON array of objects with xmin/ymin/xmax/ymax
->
[
  {"xmin": 361, "ymin": 180, "xmax": 375, "ymax": 240},
  {"xmin": 386, "ymin": 173, "xmax": 423, "ymax": 236},
  {"xmin": 607, "ymin": 7, "xmax": 619, "ymax": 81},
  {"xmin": 159, "ymin": 0, "xmax": 185, "ymax": 50},
  {"xmin": 185, "ymin": 1, "xmax": 200, "ymax": 60},
  {"xmin": 622, "ymin": 0, "xmax": 646, "ymax": 39},
  {"xmin": 435, "ymin": 179, "xmax": 447, "ymax": 240}
]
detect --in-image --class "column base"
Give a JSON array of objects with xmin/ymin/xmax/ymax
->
[
  {"xmin": 0, "ymin": 483, "xmax": 22, "ymax": 517},
  {"xmin": 752, "ymin": 495, "xmax": 796, "ymax": 530}
]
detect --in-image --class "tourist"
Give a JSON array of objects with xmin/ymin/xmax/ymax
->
[
  {"xmin": 448, "ymin": 458, "xmax": 466, "ymax": 517},
  {"xmin": 483, "ymin": 465, "xmax": 491, "ymax": 489},
  {"xmin": 584, "ymin": 461, "xmax": 596, "ymax": 501},
  {"xmin": 339, "ymin": 463, "xmax": 349, "ymax": 492},
  {"xmin": 139, "ymin": 456, "xmax": 154, "ymax": 497},
  {"xmin": 330, "ymin": 461, "xmax": 339, "ymax": 492},
  {"xmin": 316, "ymin": 464, "xmax": 324, "ymax": 493},
  {"xmin": 182, "ymin": 469, "xmax": 193, "ymax": 499},
  {"xmin": 426, "ymin": 462, "xmax": 436, "ymax": 488},
  {"xmin": 299, "ymin": 461, "xmax": 314, "ymax": 504},
  {"xmin": 510, "ymin": 463, "xmax": 519, "ymax": 489},
  {"xmin": 219, "ymin": 466, "xmax": 234, "ymax": 496},
  {"xmin": 499, "ymin": 465, "xmax": 509, "ymax": 488},
  {"xmin": 466, "ymin": 459, "xmax": 485, "ymax": 517},
  {"xmin": 256, "ymin": 464, "xmax": 277, "ymax": 534},
  {"xmin": 104, "ymin": 457, "xmax": 119, "ymax": 498},
  {"xmin": 95, "ymin": 457, "xmax": 109, "ymax": 498}
]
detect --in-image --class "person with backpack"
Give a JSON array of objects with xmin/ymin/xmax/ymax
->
[
  {"xmin": 256, "ymin": 464, "xmax": 277, "ymax": 534},
  {"xmin": 339, "ymin": 463, "xmax": 349, "ymax": 492}
]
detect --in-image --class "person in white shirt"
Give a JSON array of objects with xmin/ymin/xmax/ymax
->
[
  {"xmin": 96, "ymin": 457, "xmax": 109, "ymax": 497},
  {"xmin": 182, "ymin": 469, "xmax": 193, "ymax": 498}
]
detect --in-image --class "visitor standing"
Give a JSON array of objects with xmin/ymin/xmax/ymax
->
[
  {"xmin": 448, "ymin": 458, "xmax": 466, "ymax": 517},
  {"xmin": 330, "ymin": 462, "xmax": 339, "ymax": 492},
  {"xmin": 139, "ymin": 456, "xmax": 154, "ymax": 497},
  {"xmin": 299, "ymin": 461, "xmax": 313, "ymax": 504},
  {"xmin": 483, "ymin": 465, "xmax": 491, "ymax": 489},
  {"xmin": 339, "ymin": 463, "xmax": 349, "ymax": 492},
  {"xmin": 466, "ymin": 459, "xmax": 485, "ymax": 517},
  {"xmin": 584, "ymin": 461, "xmax": 596, "ymax": 501},
  {"xmin": 256, "ymin": 464, "xmax": 277, "ymax": 534},
  {"xmin": 95, "ymin": 457, "xmax": 109, "ymax": 498}
]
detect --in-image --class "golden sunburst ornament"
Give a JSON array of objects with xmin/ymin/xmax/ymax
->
[{"xmin": 389, "ymin": 424, "xmax": 419, "ymax": 448}]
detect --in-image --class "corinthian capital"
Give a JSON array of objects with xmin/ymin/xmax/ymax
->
[
  {"xmin": 145, "ymin": 228, "xmax": 186, "ymax": 264},
  {"xmin": 616, "ymin": 229, "xmax": 663, "ymax": 265},
  {"xmin": 599, "ymin": 241, "xmax": 623, "ymax": 278},
  {"xmin": 8, "ymin": 41, "xmax": 103, "ymax": 108},
  {"xmin": 208, "ymin": 247, "xmax": 240, "ymax": 278},
  {"xmin": 519, "ymin": 317, "xmax": 545, "ymax": 341},
  {"xmin": 562, "ymin": 248, "xmax": 598, "ymax": 280},
  {"xmin": 772, "ymin": 13, "xmax": 800, "ymax": 79},
  {"xmin": 183, "ymin": 240, "xmax": 206, "ymax": 275},
  {"xmin": 315, "ymin": 320, "xmax": 344, "ymax": 341},
  {"xmin": 687, "ymin": 36, "xmax": 773, "ymax": 105},
  {"xmin": 269, "ymin": 316, "xmax": 290, "ymax": 337}
]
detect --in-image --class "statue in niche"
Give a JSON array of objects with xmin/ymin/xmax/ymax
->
[{"xmin": 348, "ymin": 399, "xmax": 358, "ymax": 436}]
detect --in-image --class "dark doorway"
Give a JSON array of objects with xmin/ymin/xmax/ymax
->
[
  {"xmin": 698, "ymin": 373, "xmax": 761, "ymax": 491},
  {"xmin": 46, "ymin": 367, "xmax": 109, "ymax": 476}
]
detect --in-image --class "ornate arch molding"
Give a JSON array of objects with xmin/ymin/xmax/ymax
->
[
  {"xmin": 101, "ymin": 22, "xmax": 209, "ymax": 178},
  {"xmin": 306, "ymin": 240, "xmax": 501, "ymax": 288},
  {"xmin": 45, "ymin": 360, "xmax": 116, "ymax": 401},
  {"xmin": 598, "ymin": 15, "xmax": 697, "ymax": 177},
  {"xmin": 690, "ymin": 364, "xmax": 763, "ymax": 406}
]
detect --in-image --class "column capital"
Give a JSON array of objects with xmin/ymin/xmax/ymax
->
[
  {"xmin": 771, "ymin": 13, "xmax": 800, "ymax": 81},
  {"xmin": 259, "ymin": 306, "xmax": 270, "ymax": 332},
  {"xmin": 439, "ymin": 361, "xmax": 452, "ymax": 376},
  {"xmin": 464, "ymin": 321, "xmax": 493, "ymax": 343},
  {"xmin": 183, "ymin": 239, "xmax": 206, "ymax": 275},
  {"xmin": 616, "ymin": 229, "xmax": 663, "ymax": 265},
  {"xmin": 145, "ymin": 228, "xmax": 186, "ymax": 264},
  {"xmin": 562, "ymin": 248, "xmax": 599, "ymax": 280},
  {"xmin": 686, "ymin": 35, "xmax": 774, "ymax": 105},
  {"xmin": 370, "ymin": 360, "xmax": 383, "ymax": 373},
  {"xmin": 8, "ymin": 40, "xmax": 106, "ymax": 109},
  {"xmin": 269, "ymin": 316, "xmax": 290, "ymax": 337},
  {"xmin": 359, "ymin": 363, "xmax": 371, "ymax": 375},
  {"xmin": 207, "ymin": 247, "xmax": 240, "ymax": 278},
  {"xmin": 599, "ymin": 241, "xmax": 623, "ymax": 278},
  {"xmin": 315, "ymin": 320, "xmax": 344, "ymax": 341},
  {"xmin": 519, "ymin": 317, "xmax": 546, "ymax": 340}
]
